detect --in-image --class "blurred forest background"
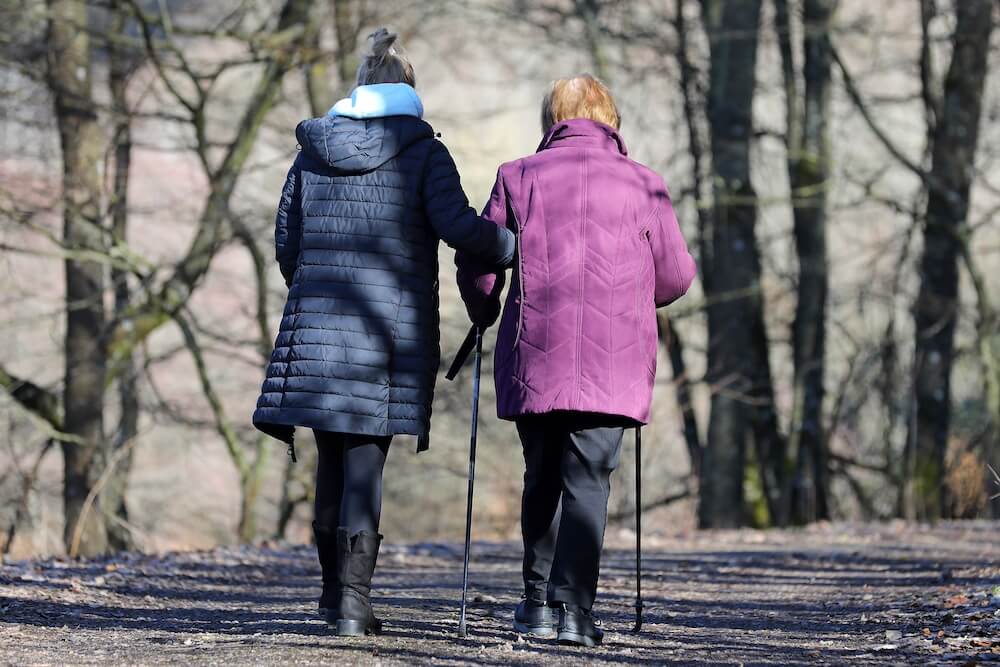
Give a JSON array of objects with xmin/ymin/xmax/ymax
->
[{"xmin": 1, "ymin": 0, "xmax": 998, "ymax": 559}]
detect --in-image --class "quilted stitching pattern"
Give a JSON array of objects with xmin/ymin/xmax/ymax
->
[
  {"xmin": 254, "ymin": 115, "xmax": 515, "ymax": 446},
  {"xmin": 459, "ymin": 119, "xmax": 696, "ymax": 425}
]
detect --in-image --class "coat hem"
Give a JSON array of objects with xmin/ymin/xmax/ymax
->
[
  {"xmin": 253, "ymin": 408, "xmax": 427, "ymax": 448},
  {"xmin": 497, "ymin": 405, "xmax": 647, "ymax": 427}
]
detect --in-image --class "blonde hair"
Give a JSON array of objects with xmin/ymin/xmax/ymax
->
[
  {"xmin": 356, "ymin": 28, "xmax": 416, "ymax": 87},
  {"xmin": 541, "ymin": 74, "xmax": 621, "ymax": 133}
]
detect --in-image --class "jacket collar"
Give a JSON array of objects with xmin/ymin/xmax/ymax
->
[{"xmin": 537, "ymin": 118, "xmax": 628, "ymax": 156}]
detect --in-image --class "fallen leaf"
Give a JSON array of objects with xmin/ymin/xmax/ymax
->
[{"xmin": 946, "ymin": 594, "xmax": 971, "ymax": 608}]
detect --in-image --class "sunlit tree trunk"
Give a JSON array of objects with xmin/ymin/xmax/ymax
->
[
  {"xmin": 908, "ymin": 0, "xmax": 994, "ymax": 521},
  {"xmin": 105, "ymin": 5, "xmax": 140, "ymax": 552},
  {"xmin": 332, "ymin": 0, "xmax": 364, "ymax": 96},
  {"xmin": 776, "ymin": 0, "xmax": 836, "ymax": 524},
  {"xmin": 697, "ymin": 0, "xmax": 764, "ymax": 529},
  {"xmin": 46, "ymin": 0, "xmax": 109, "ymax": 556}
]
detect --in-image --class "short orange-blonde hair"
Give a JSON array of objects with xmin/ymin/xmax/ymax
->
[{"xmin": 541, "ymin": 74, "xmax": 621, "ymax": 133}]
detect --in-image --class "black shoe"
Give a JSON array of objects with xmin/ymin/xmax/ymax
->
[
  {"xmin": 313, "ymin": 522, "xmax": 338, "ymax": 616},
  {"xmin": 327, "ymin": 528, "xmax": 383, "ymax": 636},
  {"xmin": 556, "ymin": 604, "xmax": 603, "ymax": 647},
  {"xmin": 512, "ymin": 598, "xmax": 556, "ymax": 638}
]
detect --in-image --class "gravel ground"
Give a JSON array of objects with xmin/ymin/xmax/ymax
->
[{"xmin": 1, "ymin": 521, "xmax": 998, "ymax": 665}]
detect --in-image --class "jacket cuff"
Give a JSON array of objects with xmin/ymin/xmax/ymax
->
[{"xmin": 496, "ymin": 227, "xmax": 516, "ymax": 268}]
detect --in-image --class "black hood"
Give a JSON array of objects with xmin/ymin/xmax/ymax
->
[{"xmin": 295, "ymin": 114, "xmax": 436, "ymax": 174}]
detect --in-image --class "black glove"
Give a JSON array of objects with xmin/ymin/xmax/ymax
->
[{"xmin": 468, "ymin": 294, "xmax": 502, "ymax": 329}]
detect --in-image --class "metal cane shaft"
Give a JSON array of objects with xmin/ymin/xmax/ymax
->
[
  {"xmin": 458, "ymin": 329, "xmax": 483, "ymax": 637},
  {"xmin": 634, "ymin": 426, "xmax": 643, "ymax": 632}
]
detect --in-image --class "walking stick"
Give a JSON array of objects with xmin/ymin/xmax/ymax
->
[
  {"xmin": 632, "ymin": 426, "xmax": 643, "ymax": 633},
  {"xmin": 456, "ymin": 327, "xmax": 483, "ymax": 638}
]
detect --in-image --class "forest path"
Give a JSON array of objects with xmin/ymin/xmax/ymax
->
[{"xmin": 1, "ymin": 522, "xmax": 998, "ymax": 665}]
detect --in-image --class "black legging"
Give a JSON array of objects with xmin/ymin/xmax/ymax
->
[{"xmin": 314, "ymin": 431, "xmax": 391, "ymax": 535}]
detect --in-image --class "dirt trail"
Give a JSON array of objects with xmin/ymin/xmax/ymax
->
[{"xmin": 1, "ymin": 522, "xmax": 998, "ymax": 665}]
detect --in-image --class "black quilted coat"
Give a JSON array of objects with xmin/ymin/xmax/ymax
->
[{"xmin": 252, "ymin": 114, "xmax": 514, "ymax": 450}]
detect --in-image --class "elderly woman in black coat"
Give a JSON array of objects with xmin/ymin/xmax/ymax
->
[{"xmin": 252, "ymin": 29, "xmax": 514, "ymax": 636}]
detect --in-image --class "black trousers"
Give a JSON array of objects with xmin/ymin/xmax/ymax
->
[
  {"xmin": 314, "ymin": 431, "xmax": 392, "ymax": 535},
  {"xmin": 516, "ymin": 412, "xmax": 626, "ymax": 610}
]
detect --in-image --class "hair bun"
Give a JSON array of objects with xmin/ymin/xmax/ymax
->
[
  {"xmin": 356, "ymin": 26, "xmax": 415, "ymax": 87},
  {"xmin": 367, "ymin": 28, "xmax": 398, "ymax": 62}
]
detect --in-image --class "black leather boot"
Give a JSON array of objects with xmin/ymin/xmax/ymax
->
[
  {"xmin": 328, "ymin": 528, "xmax": 383, "ymax": 636},
  {"xmin": 557, "ymin": 603, "xmax": 603, "ymax": 647},
  {"xmin": 512, "ymin": 598, "xmax": 556, "ymax": 638},
  {"xmin": 313, "ymin": 522, "xmax": 338, "ymax": 616}
]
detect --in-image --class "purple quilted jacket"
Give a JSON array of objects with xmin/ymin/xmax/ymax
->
[{"xmin": 457, "ymin": 119, "xmax": 696, "ymax": 424}]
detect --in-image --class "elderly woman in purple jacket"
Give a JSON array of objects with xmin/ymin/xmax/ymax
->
[{"xmin": 457, "ymin": 74, "xmax": 696, "ymax": 647}]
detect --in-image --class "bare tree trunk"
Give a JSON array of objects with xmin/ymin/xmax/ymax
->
[
  {"xmin": 671, "ymin": 0, "xmax": 707, "ymax": 485},
  {"xmin": 908, "ymin": 0, "xmax": 993, "ymax": 520},
  {"xmin": 47, "ymin": 0, "xmax": 109, "ymax": 557},
  {"xmin": 777, "ymin": 0, "xmax": 836, "ymax": 524},
  {"xmin": 659, "ymin": 312, "xmax": 702, "ymax": 478},
  {"xmin": 959, "ymin": 245, "xmax": 1000, "ymax": 519},
  {"xmin": 174, "ymin": 312, "xmax": 266, "ymax": 543},
  {"xmin": 747, "ymin": 310, "xmax": 787, "ymax": 525},
  {"xmin": 104, "ymin": 6, "xmax": 139, "ymax": 552},
  {"xmin": 697, "ymin": 0, "xmax": 764, "ymax": 529},
  {"xmin": 304, "ymin": 3, "xmax": 334, "ymax": 117},
  {"xmin": 576, "ymin": 0, "xmax": 609, "ymax": 81},
  {"xmin": 332, "ymin": 0, "xmax": 364, "ymax": 96},
  {"xmin": 237, "ymin": 452, "xmax": 268, "ymax": 543}
]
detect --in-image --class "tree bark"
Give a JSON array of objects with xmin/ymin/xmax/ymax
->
[
  {"xmin": 908, "ymin": 0, "xmax": 993, "ymax": 520},
  {"xmin": 303, "ymin": 3, "xmax": 334, "ymax": 117},
  {"xmin": 697, "ymin": 0, "xmax": 764, "ymax": 529},
  {"xmin": 747, "ymin": 306, "xmax": 787, "ymax": 524},
  {"xmin": 659, "ymin": 312, "xmax": 702, "ymax": 478},
  {"xmin": 0, "ymin": 368, "xmax": 61, "ymax": 430},
  {"xmin": 46, "ymin": 0, "xmax": 109, "ymax": 556},
  {"xmin": 576, "ymin": 0, "xmax": 609, "ymax": 81},
  {"xmin": 669, "ymin": 0, "xmax": 707, "ymax": 486},
  {"xmin": 332, "ymin": 0, "xmax": 363, "ymax": 96},
  {"xmin": 174, "ymin": 313, "xmax": 265, "ymax": 543},
  {"xmin": 104, "ymin": 5, "xmax": 139, "ymax": 552},
  {"xmin": 958, "ymin": 243, "xmax": 1000, "ymax": 519},
  {"xmin": 777, "ymin": 0, "xmax": 836, "ymax": 524}
]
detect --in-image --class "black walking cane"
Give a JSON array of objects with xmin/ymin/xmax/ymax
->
[
  {"xmin": 633, "ymin": 426, "xmax": 644, "ymax": 633},
  {"xmin": 446, "ymin": 325, "xmax": 483, "ymax": 638}
]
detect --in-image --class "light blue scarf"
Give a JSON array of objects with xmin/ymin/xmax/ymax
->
[{"xmin": 328, "ymin": 83, "xmax": 424, "ymax": 119}]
